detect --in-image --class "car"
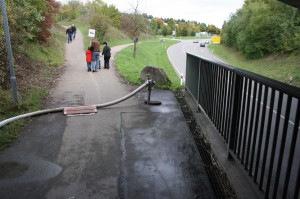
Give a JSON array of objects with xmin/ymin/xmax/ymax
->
[
  {"xmin": 205, "ymin": 40, "xmax": 210, "ymax": 44},
  {"xmin": 193, "ymin": 40, "xmax": 199, "ymax": 43},
  {"xmin": 200, "ymin": 42, "xmax": 205, "ymax": 47}
]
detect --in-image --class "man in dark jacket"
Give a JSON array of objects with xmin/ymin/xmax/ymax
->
[
  {"xmin": 102, "ymin": 42, "xmax": 111, "ymax": 69},
  {"xmin": 91, "ymin": 38, "xmax": 101, "ymax": 71},
  {"xmin": 71, "ymin": 24, "xmax": 77, "ymax": 39},
  {"xmin": 66, "ymin": 26, "xmax": 73, "ymax": 43}
]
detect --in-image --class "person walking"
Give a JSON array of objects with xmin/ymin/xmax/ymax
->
[
  {"xmin": 102, "ymin": 42, "xmax": 111, "ymax": 69},
  {"xmin": 91, "ymin": 38, "xmax": 101, "ymax": 72},
  {"xmin": 85, "ymin": 46, "xmax": 93, "ymax": 72},
  {"xmin": 71, "ymin": 24, "xmax": 77, "ymax": 39},
  {"xmin": 66, "ymin": 26, "xmax": 73, "ymax": 43}
]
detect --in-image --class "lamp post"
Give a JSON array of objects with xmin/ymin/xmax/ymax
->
[{"xmin": 0, "ymin": 0, "xmax": 19, "ymax": 105}]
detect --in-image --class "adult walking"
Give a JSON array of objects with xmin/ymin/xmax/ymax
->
[
  {"xmin": 102, "ymin": 42, "xmax": 111, "ymax": 69},
  {"xmin": 66, "ymin": 26, "xmax": 73, "ymax": 43},
  {"xmin": 91, "ymin": 38, "xmax": 101, "ymax": 72},
  {"xmin": 71, "ymin": 24, "xmax": 77, "ymax": 39}
]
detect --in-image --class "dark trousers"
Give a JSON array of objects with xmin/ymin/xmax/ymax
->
[{"xmin": 104, "ymin": 56, "xmax": 111, "ymax": 68}]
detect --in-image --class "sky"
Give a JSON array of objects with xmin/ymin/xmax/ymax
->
[{"xmin": 58, "ymin": 0, "xmax": 245, "ymax": 28}]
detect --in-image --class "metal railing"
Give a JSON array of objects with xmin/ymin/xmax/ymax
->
[{"xmin": 185, "ymin": 53, "xmax": 300, "ymax": 199}]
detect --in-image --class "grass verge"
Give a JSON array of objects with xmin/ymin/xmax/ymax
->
[
  {"xmin": 115, "ymin": 40, "xmax": 182, "ymax": 91},
  {"xmin": 209, "ymin": 43, "xmax": 300, "ymax": 88}
]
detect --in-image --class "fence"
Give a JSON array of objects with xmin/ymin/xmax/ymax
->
[{"xmin": 185, "ymin": 53, "xmax": 300, "ymax": 199}]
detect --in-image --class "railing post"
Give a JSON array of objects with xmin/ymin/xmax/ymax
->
[
  {"xmin": 197, "ymin": 59, "xmax": 202, "ymax": 109},
  {"xmin": 227, "ymin": 73, "xmax": 243, "ymax": 158}
]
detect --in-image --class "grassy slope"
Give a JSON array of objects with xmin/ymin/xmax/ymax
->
[
  {"xmin": 115, "ymin": 40, "xmax": 182, "ymax": 90},
  {"xmin": 0, "ymin": 25, "xmax": 66, "ymax": 150},
  {"xmin": 209, "ymin": 43, "xmax": 300, "ymax": 88}
]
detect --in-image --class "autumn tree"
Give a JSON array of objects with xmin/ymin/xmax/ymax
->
[{"xmin": 0, "ymin": 0, "xmax": 60, "ymax": 89}]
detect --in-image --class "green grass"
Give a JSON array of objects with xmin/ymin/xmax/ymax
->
[
  {"xmin": 115, "ymin": 40, "xmax": 182, "ymax": 90},
  {"xmin": 22, "ymin": 25, "xmax": 66, "ymax": 67},
  {"xmin": 208, "ymin": 44, "xmax": 300, "ymax": 88},
  {"xmin": 0, "ymin": 88, "xmax": 47, "ymax": 150},
  {"xmin": 72, "ymin": 22, "xmax": 133, "ymax": 50}
]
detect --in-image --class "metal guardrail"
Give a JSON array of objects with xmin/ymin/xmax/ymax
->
[{"xmin": 185, "ymin": 53, "xmax": 300, "ymax": 199}]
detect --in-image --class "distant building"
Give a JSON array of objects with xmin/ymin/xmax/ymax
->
[{"xmin": 200, "ymin": 32, "xmax": 208, "ymax": 37}]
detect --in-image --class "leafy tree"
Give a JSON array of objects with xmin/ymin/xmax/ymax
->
[
  {"xmin": 0, "ymin": 0, "xmax": 60, "ymax": 89},
  {"xmin": 207, "ymin": 24, "xmax": 220, "ymax": 34},
  {"xmin": 181, "ymin": 26, "xmax": 188, "ymax": 36},
  {"xmin": 90, "ymin": 13, "xmax": 109, "ymax": 41},
  {"xmin": 221, "ymin": 0, "xmax": 300, "ymax": 59},
  {"xmin": 167, "ymin": 18, "xmax": 176, "ymax": 32},
  {"xmin": 100, "ymin": 4, "xmax": 121, "ymax": 29},
  {"xmin": 38, "ymin": 0, "xmax": 60, "ymax": 42},
  {"xmin": 150, "ymin": 19, "xmax": 158, "ymax": 33},
  {"xmin": 68, "ymin": 0, "xmax": 81, "ymax": 19},
  {"xmin": 161, "ymin": 25, "xmax": 169, "ymax": 36}
]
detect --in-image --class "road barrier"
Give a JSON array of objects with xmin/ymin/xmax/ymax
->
[{"xmin": 185, "ymin": 52, "xmax": 300, "ymax": 199}]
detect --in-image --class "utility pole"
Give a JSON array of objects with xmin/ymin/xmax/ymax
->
[{"xmin": 0, "ymin": 0, "xmax": 19, "ymax": 105}]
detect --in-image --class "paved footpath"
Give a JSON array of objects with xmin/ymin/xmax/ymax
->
[{"xmin": 0, "ymin": 30, "xmax": 216, "ymax": 199}]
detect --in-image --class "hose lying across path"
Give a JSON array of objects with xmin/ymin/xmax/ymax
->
[{"xmin": 0, "ymin": 80, "xmax": 150, "ymax": 128}]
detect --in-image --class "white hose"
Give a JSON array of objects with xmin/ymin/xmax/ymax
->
[{"xmin": 0, "ymin": 81, "xmax": 150, "ymax": 128}]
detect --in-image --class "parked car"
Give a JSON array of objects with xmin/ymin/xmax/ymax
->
[
  {"xmin": 200, "ymin": 42, "xmax": 205, "ymax": 47},
  {"xmin": 205, "ymin": 40, "xmax": 210, "ymax": 44},
  {"xmin": 193, "ymin": 40, "xmax": 199, "ymax": 43}
]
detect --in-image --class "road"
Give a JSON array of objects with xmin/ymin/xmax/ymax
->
[
  {"xmin": 167, "ymin": 39, "xmax": 224, "ymax": 81},
  {"xmin": 167, "ymin": 39, "xmax": 299, "ymax": 131}
]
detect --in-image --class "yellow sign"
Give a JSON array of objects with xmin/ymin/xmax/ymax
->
[{"xmin": 212, "ymin": 36, "xmax": 221, "ymax": 44}]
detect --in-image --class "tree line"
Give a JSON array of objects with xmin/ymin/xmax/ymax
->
[
  {"xmin": 221, "ymin": 0, "xmax": 300, "ymax": 59},
  {"xmin": 148, "ymin": 17, "xmax": 221, "ymax": 36},
  {"xmin": 57, "ymin": 0, "xmax": 221, "ymax": 41}
]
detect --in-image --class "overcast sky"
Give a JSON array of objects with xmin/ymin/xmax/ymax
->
[{"xmin": 58, "ymin": 0, "xmax": 245, "ymax": 28}]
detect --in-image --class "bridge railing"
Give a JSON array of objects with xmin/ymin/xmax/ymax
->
[{"xmin": 185, "ymin": 53, "xmax": 300, "ymax": 199}]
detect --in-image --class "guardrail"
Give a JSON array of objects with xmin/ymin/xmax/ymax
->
[{"xmin": 185, "ymin": 53, "xmax": 300, "ymax": 199}]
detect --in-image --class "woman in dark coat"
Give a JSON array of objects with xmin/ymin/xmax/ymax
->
[{"xmin": 102, "ymin": 42, "xmax": 111, "ymax": 69}]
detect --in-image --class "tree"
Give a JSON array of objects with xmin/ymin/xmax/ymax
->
[
  {"xmin": 0, "ymin": 0, "xmax": 60, "ymax": 89},
  {"xmin": 90, "ymin": 13, "xmax": 109, "ymax": 41},
  {"xmin": 161, "ymin": 25, "xmax": 169, "ymax": 36},
  {"xmin": 68, "ymin": 0, "xmax": 81, "ymax": 19},
  {"xmin": 128, "ymin": 0, "xmax": 146, "ymax": 58},
  {"xmin": 221, "ymin": 0, "xmax": 300, "ymax": 59},
  {"xmin": 100, "ymin": 4, "xmax": 121, "ymax": 29},
  {"xmin": 38, "ymin": 0, "xmax": 60, "ymax": 42},
  {"xmin": 207, "ymin": 24, "xmax": 220, "ymax": 34}
]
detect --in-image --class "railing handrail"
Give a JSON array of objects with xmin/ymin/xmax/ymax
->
[
  {"xmin": 186, "ymin": 52, "xmax": 300, "ymax": 98},
  {"xmin": 185, "ymin": 52, "xmax": 300, "ymax": 199}
]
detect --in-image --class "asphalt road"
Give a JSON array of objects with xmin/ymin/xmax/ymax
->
[{"xmin": 167, "ymin": 39, "xmax": 225, "ymax": 81}]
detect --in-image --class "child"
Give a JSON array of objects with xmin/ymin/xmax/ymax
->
[
  {"xmin": 86, "ymin": 46, "xmax": 93, "ymax": 72},
  {"xmin": 102, "ymin": 42, "xmax": 111, "ymax": 69}
]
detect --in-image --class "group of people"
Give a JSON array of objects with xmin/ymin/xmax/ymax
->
[
  {"xmin": 85, "ymin": 38, "xmax": 111, "ymax": 72},
  {"xmin": 66, "ymin": 24, "xmax": 77, "ymax": 43}
]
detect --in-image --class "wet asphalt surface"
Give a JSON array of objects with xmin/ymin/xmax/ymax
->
[{"xmin": 0, "ymin": 30, "xmax": 216, "ymax": 198}]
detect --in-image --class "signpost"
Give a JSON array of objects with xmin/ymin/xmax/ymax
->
[
  {"xmin": 0, "ymin": 0, "xmax": 18, "ymax": 105},
  {"xmin": 88, "ymin": 29, "xmax": 95, "ymax": 38}
]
